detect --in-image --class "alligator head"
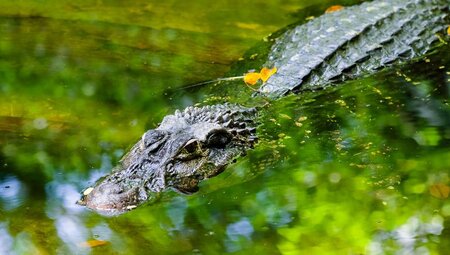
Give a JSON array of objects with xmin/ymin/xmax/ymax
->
[{"xmin": 77, "ymin": 104, "xmax": 257, "ymax": 215}]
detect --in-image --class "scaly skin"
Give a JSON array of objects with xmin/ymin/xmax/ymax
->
[
  {"xmin": 79, "ymin": 0, "xmax": 449, "ymax": 215},
  {"xmin": 260, "ymin": 0, "xmax": 449, "ymax": 97}
]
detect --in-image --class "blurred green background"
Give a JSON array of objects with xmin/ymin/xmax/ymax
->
[{"xmin": 0, "ymin": 0, "xmax": 449, "ymax": 254}]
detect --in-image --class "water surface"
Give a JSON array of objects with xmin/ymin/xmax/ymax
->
[{"xmin": 0, "ymin": 0, "xmax": 449, "ymax": 254}]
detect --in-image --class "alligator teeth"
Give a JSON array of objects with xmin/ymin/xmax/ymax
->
[{"xmin": 126, "ymin": 205, "xmax": 137, "ymax": 210}]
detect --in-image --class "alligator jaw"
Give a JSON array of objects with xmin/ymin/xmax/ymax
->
[
  {"xmin": 77, "ymin": 168, "xmax": 158, "ymax": 216},
  {"xmin": 77, "ymin": 184, "xmax": 147, "ymax": 216}
]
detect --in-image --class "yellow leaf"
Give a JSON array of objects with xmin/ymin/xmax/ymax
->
[
  {"xmin": 260, "ymin": 67, "xmax": 277, "ymax": 82},
  {"xmin": 429, "ymin": 183, "xmax": 450, "ymax": 199},
  {"xmin": 325, "ymin": 5, "xmax": 344, "ymax": 13},
  {"xmin": 447, "ymin": 25, "xmax": 450, "ymax": 35},
  {"xmin": 79, "ymin": 240, "xmax": 109, "ymax": 248},
  {"xmin": 244, "ymin": 72, "xmax": 261, "ymax": 85}
]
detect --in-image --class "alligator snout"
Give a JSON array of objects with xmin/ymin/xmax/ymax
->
[{"xmin": 78, "ymin": 182, "xmax": 146, "ymax": 216}]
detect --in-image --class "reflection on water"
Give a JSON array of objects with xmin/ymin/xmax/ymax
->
[
  {"xmin": 55, "ymin": 215, "xmax": 88, "ymax": 253},
  {"xmin": 45, "ymin": 177, "xmax": 84, "ymax": 217},
  {"xmin": 225, "ymin": 218, "xmax": 254, "ymax": 252},
  {"xmin": 1, "ymin": 0, "xmax": 450, "ymax": 254},
  {"xmin": 0, "ymin": 223, "xmax": 14, "ymax": 254},
  {"xmin": 369, "ymin": 215, "xmax": 445, "ymax": 255},
  {"xmin": 0, "ymin": 176, "xmax": 27, "ymax": 211}
]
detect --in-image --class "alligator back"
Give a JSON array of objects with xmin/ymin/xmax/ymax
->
[{"xmin": 260, "ymin": 0, "xmax": 450, "ymax": 97}]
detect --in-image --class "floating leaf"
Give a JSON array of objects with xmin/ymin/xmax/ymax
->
[
  {"xmin": 429, "ymin": 183, "xmax": 450, "ymax": 199},
  {"xmin": 325, "ymin": 5, "xmax": 344, "ymax": 13},
  {"xmin": 244, "ymin": 72, "xmax": 261, "ymax": 85},
  {"xmin": 260, "ymin": 67, "xmax": 277, "ymax": 82},
  {"xmin": 243, "ymin": 66, "xmax": 277, "ymax": 87},
  {"xmin": 79, "ymin": 240, "xmax": 109, "ymax": 248}
]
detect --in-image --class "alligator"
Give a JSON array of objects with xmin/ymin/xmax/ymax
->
[{"xmin": 77, "ymin": 0, "xmax": 449, "ymax": 215}]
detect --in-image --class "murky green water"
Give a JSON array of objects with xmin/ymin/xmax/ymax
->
[{"xmin": 1, "ymin": 0, "xmax": 449, "ymax": 254}]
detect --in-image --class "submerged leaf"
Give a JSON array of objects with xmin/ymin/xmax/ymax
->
[
  {"xmin": 429, "ymin": 183, "xmax": 450, "ymax": 199},
  {"xmin": 325, "ymin": 5, "xmax": 344, "ymax": 13},
  {"xmin": 244, "ymin": 72, "xmax": 261, "ymax": 85},
  {"xmin": 260, "ymin": 67, "xmax": 277, "ymax": 82}
]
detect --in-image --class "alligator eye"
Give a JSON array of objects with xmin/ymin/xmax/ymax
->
[
  {"xmin": 176, "ymin": 139, "xmax": 202, "ymax": 160},
  {"xmin": 141, "ymin": 130, "xmax": 167, "ymax": 152},
  {"xmin": 183, "ymin": 139, "xmax": 199, "ymax": 153},
  {"xmin": 206, "ymin": 130, "xmax": 231, "ymax": 148}
]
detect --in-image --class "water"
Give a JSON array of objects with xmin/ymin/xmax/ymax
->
[{"xmin": 1, "ymin": 0, "xmax": 449, "ymax": 254}]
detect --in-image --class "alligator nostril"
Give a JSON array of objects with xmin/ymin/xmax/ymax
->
[{"xmin": 96, "ymin": 183, "xmax": 124, "ymax": 195}]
